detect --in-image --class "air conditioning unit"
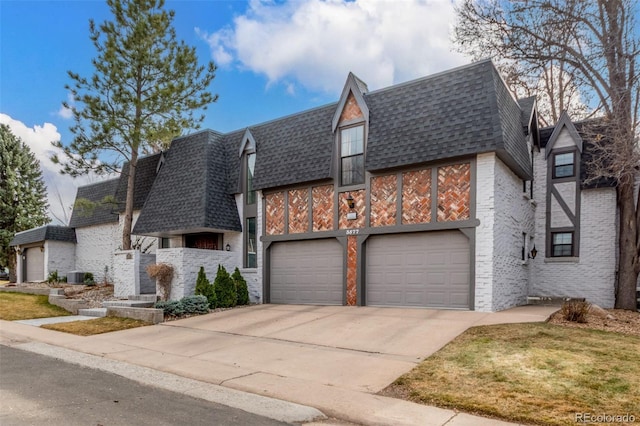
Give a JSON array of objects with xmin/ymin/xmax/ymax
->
[{"xmin": 67, "ymin": 271, "xmax": 85, "ymax": 284}]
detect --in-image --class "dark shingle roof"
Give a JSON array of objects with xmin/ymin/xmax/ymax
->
[
  {"xmin": 10, "ymin": 225, "xmax": 76, "ymax": 246},
  {"xmin": 115, "ymin": 152, "xmax": 162, "ymax": 211},
  {"xmin": 249, "ymin": 104, "xmax": 336, "ymax": 190},
  {"xmin": 68, "ymin": 179, "xmax": 120, "ymax": 228},
  {"xmin": 132, "ymin": 130, "xmax": 241, "ymax": 236},
  {"xmin": 519, "ymin": 96, "xmax": 536, "ymax": 128},
  {"xmin": 540, "ymin": 119, "xmax": 617, "ymax": 189}
]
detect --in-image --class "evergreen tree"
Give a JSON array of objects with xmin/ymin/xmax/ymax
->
[
  {"xmin": 232, "ymin": 267, "xmax": 250, "ymax": 306},
  {"xmin": 52, "ymin": 0, "xmax": 217, "ymax": 251},
  {"xmin": 194, "ymin": 266, "xmax": 216, "ymax": 309},
  {"xmin": 214, "ymin": 265, "xmax": 236, "ymax": 309},
  {"xmin": 0, "ymin": 124, "xmax": 50, "ymax": 279}
]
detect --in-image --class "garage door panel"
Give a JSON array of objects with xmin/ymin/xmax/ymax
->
[
  {"xmin": 26, "ymin": 247, "xmax": 44, "ymax": 282},
  {"xmin": 271, "ymin": 239, "xmax": 343, "ymax": 305},
  {"xmin": 366, "ymin": 231, "xmax": 470, "ymax": 309}
]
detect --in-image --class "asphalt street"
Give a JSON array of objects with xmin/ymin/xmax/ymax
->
[{"xmin": 0, "ymin": 344, "xmax": 289, "ymax": 426}]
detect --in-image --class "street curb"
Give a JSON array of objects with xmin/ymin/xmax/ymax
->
[{"xmin": 8, "ymin": 341, "xmax": 326, "ymax": 424}]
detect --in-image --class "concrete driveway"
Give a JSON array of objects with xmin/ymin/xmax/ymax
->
[{"xmin": 1, "ymin": 303, "xmax": 556, "ymax": 425}]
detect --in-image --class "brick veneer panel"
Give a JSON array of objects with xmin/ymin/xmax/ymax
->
[
  {"xmin": 312, "ymin": 185, "xmax": 334, "ymax": 231},
  {"xmin": 339, "ymin": 92, "xmax": 364, "ymax": 123},
  {"xmin": 370, "ymin": 175, "xmax": 398, "ymax": 227},
  {"xmin": 346, "ymin": 236, "xmax": 357, "ymax": 306},
  {"xmin": 265, "ymin": 192, "xmax": 285, "ymax": 235},
  {"xmin": 402, "ymin": 169, "xmax": 431, "ymax": 224},
  {"xmin": 437, "ymin": 163, "xmax": 471, "ymax": 222},
  {"xmin": 288, "ymin": 189, "xmax": 309, "ymax": 234},
  {"xmin": 339, "ymin": 190, "xmax": 365, "ymax": 229}
]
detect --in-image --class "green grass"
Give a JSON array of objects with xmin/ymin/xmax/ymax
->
[
  {"xmin": 42, "ymin": 316, "xmax": 152, "ymax": 335},
  {"xmin": 387, "ymin": 323, "xmax": 640, "ymax": 425},
  {"xmin": 0, "ymin": 292, "xmax": 71, "ymax": 321}
]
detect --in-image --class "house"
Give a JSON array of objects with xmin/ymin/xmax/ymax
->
[{"xmin": 11, "ymin": 59, "xmax": 627, "ymax": 311}]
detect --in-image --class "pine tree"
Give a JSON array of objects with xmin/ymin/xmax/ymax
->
[
  {"xmin": 232, "ymin": 267, "xmax": 250, "ymax": 306},
  {"xmin": 0, "ymin": 124, "xmax": 50, "ymax": 280},
  {"xmin": 214, "ymin": 265, "xmax": 237, "ymax": 309},
  {"xmin": 194, "ymin": 266, "xmax": 216, "ymax": 309},
  {"xmin": 52, "ymin": 0, "xmax": 217, "ymax": 251}
]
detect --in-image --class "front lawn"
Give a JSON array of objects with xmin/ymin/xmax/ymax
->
[
  {"xmin": 42, "ymin": 316, "xmax": 152, "ymax": 336},
  {"xmin": 0, "ymin": 292, "xmax": 71, "ymax": 321},
  {"xmin": 383, "ymin": 323, "xmax": 640, "ymax": 425}
]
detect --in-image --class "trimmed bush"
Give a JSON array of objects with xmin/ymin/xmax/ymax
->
[
  {"xmin": 561, "ymin": 299, "xmax": 591, "ymax": 323},
  {"xmin": 214, "ymin": 265, "xmax": 237, "ymax": 308},
  {"xmin": 154, "ymin": 300, "xmax": 184, "ymax": 317},
  {"xmin": 181, "ymin": 295, "xmax": 210, "ymax": 315},
  {"xmin": 232, "ymin": 267, "xmax": 250, "ymax": 305},
  {"xmin": 195, "ymin": 266, "xmax": 217, "ymax": 308},
  {"xmin": 84, "ymin": 272, "xmax": 95, "ymax": 286}
]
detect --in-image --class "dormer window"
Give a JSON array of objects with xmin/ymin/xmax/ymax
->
[
  {"xmin": 553, "ymin": 152, "xmax": 575, "ymax": 178},
  {"xmin": 246, "ymin": 153, "xmax": 256, "ymax": 205},
  {"xmin": 340, "ymin": 125, "xmax": 364, "ymax": 186}
]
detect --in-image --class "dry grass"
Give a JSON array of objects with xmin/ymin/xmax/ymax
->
[
  {"xmin": 0, "ymin": 292, "xmax": 72, "ymax": 321},
  {"xmin": 42, "ymin": 316, "xmax": 152, "ymax": 336},
  {"xmin": 382, "ymin": 323, "xmax": 640, "ymax": 425}
]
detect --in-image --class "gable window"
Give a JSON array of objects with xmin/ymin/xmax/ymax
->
[
  {"xmin": 553, "ymin": 152, "xmax": 575, "ymax": 178},
  {"xmin": 551, "ymin": 232, "xmax": 573, "ymax": 257},
  {"xmin": 340, "ymin": 125, "xmax": 364, "ymax": 186},
  {"xmin": 246, "ymin": 153, "xmax": 256, "ymax": 205}
]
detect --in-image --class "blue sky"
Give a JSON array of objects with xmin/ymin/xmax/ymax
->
[{"xmin": 1, "ymin": 0, "xmax": 466, "ymax": 223}]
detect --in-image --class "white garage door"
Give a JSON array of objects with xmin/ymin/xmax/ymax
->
[
  {"xmin": 25, "ymin": 247, "xmax": 45, "ymax": 282},
  {"xmin": 270, "ymin": 239, "xmax": 343, "ymax": 305},
  {"xmin": 366, "ymin": 231, "xmax": 470, "ymax": 309}
]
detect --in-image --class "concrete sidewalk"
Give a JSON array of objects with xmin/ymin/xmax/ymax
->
[{"xmin": 1, "ymin": 305, "xmax": 556, "ymax": 425}]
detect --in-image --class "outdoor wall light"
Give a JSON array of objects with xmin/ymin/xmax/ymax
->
[
  {"xmin": 40, "ymin": 246, "xmax": 44, "ymax": 252},
  {"xmin": 346, "ymin": 193, "xmax": 355, "ymax": 209},
  {"xmin": 529, "ymin": 245, "xmax": 538, "ymax": 259},
  {"xmin": 225, "ymin": 243, "xmax": 231, "ymax": 251}
]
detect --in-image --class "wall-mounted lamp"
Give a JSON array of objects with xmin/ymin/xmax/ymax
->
[
  {"xmin": 225, "ymin": 243, "xmax": 231, "ymax": 252},
  {"xmin": 528, "ymin": 245, "xmax": 538, "ymax": 259},
  {"xmin": 40, "ymin": 246, "xmax": 45, "ymax": 252},
  {"xmin": 346, "ymin": 193, "xmax": 355, "ymax": 209}
]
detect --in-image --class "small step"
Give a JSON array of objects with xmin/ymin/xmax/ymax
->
[
  {"xmin": 127, "ymin": 294, "xmax": 158, "ymax": 302},
  {"xmin": 102, "ymin": 300, "xmax": 154, "ymax": 308},
  {"xmin": 78, "ymin": 308, "xmax": 107, "ymax": 318}
]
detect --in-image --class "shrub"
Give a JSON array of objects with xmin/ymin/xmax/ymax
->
[
  {"xmin": 561, "ymin": 299, "xmax": 591, "ymax": 323},
  {"xmin": 146, "ymin": 263, "xmax": 174, "ymax": 301},
  {"xmin": 195, "ymin": 266, "xmax": 217, "ymax": 309},
  {"xmin": 154, "ymin": 300, "xmax": 184, "ymax": 317},
  {"xmin": 181, "ymin": 295, "xmax": 210, "ymax": 315},
  {"xmin": 214, "ymin": 265, "xmax": 237, "ymax": 308},
  {"xmin": 232, "ymin": 267, "xmax": 250, "ymax": 305},
  {"xmin": 47, "ymin": 270, "xmax": 60, "ymax": 284},
  {"xmin": 84, "ymin": 272, "xmax": 95, "ymax": 286}
]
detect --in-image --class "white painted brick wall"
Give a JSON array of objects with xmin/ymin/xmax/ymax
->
[
  {"xmin": 75, "ymin": 223, "xmax": 119, "ymax": 281},
  {"xmin": 44, "ymin": 241, "xmax": 75, "ymax": 280},
  {"xmin": 530, "ymin": 148, "xmax": 617, "ymax": 307},
  {"xmin": 474, "ymin": 153, "xmax": 496, "ymax": 311},
  {"xmin": 113, "ymin": 251, "xmax": 136, "ymax": 298},
  {"xmin": 491, "ymin": 156, "xmax": 535, "ymax": 311},
  {"xmin": 156, "ymin": 248, "xmax": 241, "ymax": 300}
]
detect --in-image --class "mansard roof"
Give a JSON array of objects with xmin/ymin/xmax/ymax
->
[{"xmin": 10, "ymin": 225, "xmax": 76, "ymax": 246}]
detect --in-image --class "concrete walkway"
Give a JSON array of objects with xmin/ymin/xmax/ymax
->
[
  {"xmin": 15, "ymin": 315, "xmax": 97, "ymax": 326},
  {"xmin": 0, "ymin": 304, "xmax": 557, "ymax": 425}
]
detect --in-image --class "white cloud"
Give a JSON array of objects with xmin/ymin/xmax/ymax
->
[
  {"xmin": 201, "ymin": 0, "xmax": 467, "ymax": 94},
  {"xmin": 0, "ymin": 114, "xmax": 92, "ymax": 225},
  {"xmin": 57, "ymin": 93, "xmax": 75, "ymax": 120}
]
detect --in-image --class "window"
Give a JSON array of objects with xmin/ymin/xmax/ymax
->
[
  {"xmin": 553, "ymin": 152, "xmax": 575, "ymax": 178},
  {"xmin": 185, "ymin": 233, "xmax": 222, "ymax": 250},
  {"xmin": 245, "ymin": 218, "xmax": 257, "ymax": 268},
  {"xmin": 551, "ymin": 232, "xmax": 573, "ymax": 257},
  {"xmin": 160, "ymin": 238, "xmax": 170, "ymax": 249},
  {"xmin": 246, "ymin": 153, "xmax": 256, "ymax": 205},
  {"xmin": 340, "ymin": 125, "xmax": 364, "ymax": 186}
]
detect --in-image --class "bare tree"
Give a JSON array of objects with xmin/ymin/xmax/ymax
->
[{"xmin": 454, "ymin": 0, "xmax": 639, "ymax": 309}]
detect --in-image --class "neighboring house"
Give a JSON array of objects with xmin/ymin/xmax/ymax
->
[{"xmin": 11, "ymin": 59, "xmax": 629, "ymax": 311}]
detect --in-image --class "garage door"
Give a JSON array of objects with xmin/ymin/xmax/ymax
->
[
  {"xmin": 270, "ymin": 239, "xmax": 343, "ymax": 305},
  {"xmin": 25, "ymin": 247, "xmax": 45, "ymax": 282},
  {"xmin": 366, "ymin": 231, "xmax": 470, "ymax": 309}
]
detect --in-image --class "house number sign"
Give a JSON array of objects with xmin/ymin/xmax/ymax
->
[{"xmin": 345, "ymin": 229, "xmax": 360, "ymax": 235}]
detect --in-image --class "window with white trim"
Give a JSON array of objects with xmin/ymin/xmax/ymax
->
[{"xmin": 340, "ymin": 125, "xmax": 364, "ymax": 186}]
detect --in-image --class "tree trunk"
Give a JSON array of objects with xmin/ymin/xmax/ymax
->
[
  {"xmin": 615, "ymin": 178, "xmax": 639, "ymax": 310},
  {"xmin": 8, "ymin": 252, "xmax": 16, "ymax": 283},
  {"xmin": 122, "ymin": 150, "xmax": 138, "ymax": 251}
]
